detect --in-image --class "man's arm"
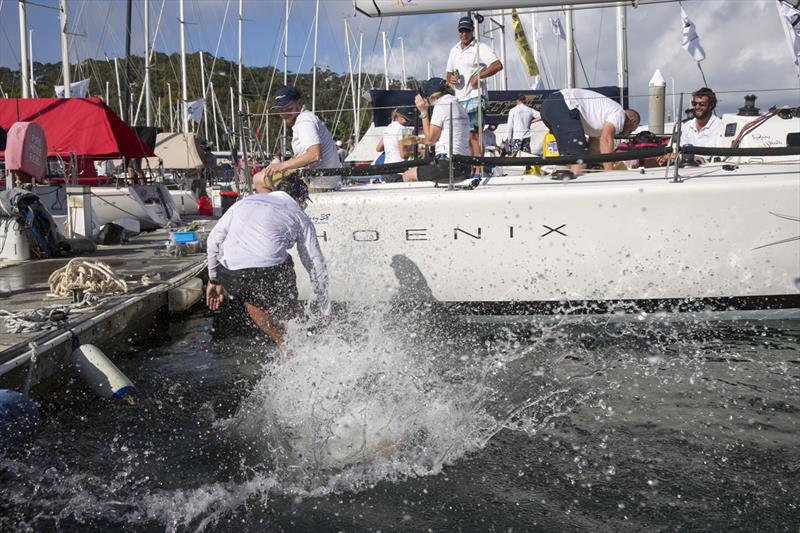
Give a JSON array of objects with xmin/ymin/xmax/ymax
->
[
  {"xmin": 267, "ymin": 144, "xmax": 322, "ymax": 176},
  {"xmin": 596, "ymin": 122, "xmax": 617, "ymax": 171},
  {"xmin": 468, "ymin": 59, "xmax": 503, "ymax": 88},
  {"xmin": 206, "ymin": 207, "xmax": 234, "ymax": 281},
  {"xmin": 376, "ymin": 137, "xmax": 385, "ymax": 153},
  {"xmin": 398, "ymin": 137, "xmax": 410, "ymax": 159},
  {"xmin": 295, "ymin": 213, "xmax": 331, "ymax": 316}
]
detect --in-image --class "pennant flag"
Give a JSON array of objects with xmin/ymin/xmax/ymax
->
[
  {"xmin": 550, "ymin": 17, "xmax": 565, "ymax": 40},
  {"xmin": 511, "ymin": 9, "xmax": 539, "ymax": 77},
  {"xmin": 680, "ymin": 7, "xmax": 706, "ymax": 62},
  {"xmin": 54, "ymin": 78, "xmax": 90, "ymax": 98},
  {"xmin": 778, "ymin": 0, "xmax": 800, "ymax": 67},
  {"xmin": 186, "ymin": 99, "xmax": 205, "ymax": 124}
]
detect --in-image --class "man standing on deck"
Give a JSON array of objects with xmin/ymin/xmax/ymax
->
[
  {"xmin": 505, "ymin": 94, "xmax": 541, "ymax": 153},
  {"xmin": 264, "ymin": 85, "xmax": 342, "ymax": 191},
  {"xmin": 540, "ymin": 88, "xmax": 640, "ymax": 176},
  {"xmin": 205, "ymin": 173, "xmax": 330, "ymax": 348},
  {"xmin": 446, "ymin": 15, "xmax": 504, "ymax": 159}
]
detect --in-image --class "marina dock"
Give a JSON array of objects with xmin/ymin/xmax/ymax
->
[{"xmin": 0, "ymin": 221, "xmax": 213, "ymax": 395}]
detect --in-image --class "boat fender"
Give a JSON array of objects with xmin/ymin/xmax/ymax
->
[
  {"xmin": 71, "ymin": 344, "xmax": 135, "ymax": 400},
  {"xmin": 0, "ymin": 389, "xmax": 39, "ymax": 443}
]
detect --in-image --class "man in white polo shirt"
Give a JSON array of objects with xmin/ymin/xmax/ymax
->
[
  {"xmin": 506, "ymin": 93, "xmax": 541, "ymax": 153},
  {"xmin": 264, "ymin": 85, "xmax": 342, "ymax": 191},
  {"xmin": 655, "ymin": 87, "xmax": 721, "ymax": 166},
  {"xmin": 446, "ymin": 15, "xmax": 503, "ymax": 158},
  {"xmin": 540, "ymin": 87, "xmax": 640, "ymax": 176}
]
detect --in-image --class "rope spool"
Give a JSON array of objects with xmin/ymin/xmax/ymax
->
[{"xmin": 48, "ymin": 258, "xmax": 128, "ymax": 298}]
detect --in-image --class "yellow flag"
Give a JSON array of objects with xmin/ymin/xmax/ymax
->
[{"xmin": 511, "ymin": 9, "xmax": 539, "ymax": 77}]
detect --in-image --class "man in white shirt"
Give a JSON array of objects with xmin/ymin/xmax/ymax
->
[
  {"xmin": 206, "ymin": 173, "xmax": 329, "ymax": 347},
  {"xmin": 540, "ymin": 87, "xmax": 640, "ymax": 175},
  {"xmin": 446, "ymin": 15, "xmax": 504, "ymax": 158},
  {"xmin": 656, "ymin": 87, "xmax": 721, "ymax": 166},
  {"xmin": 264, "ymin": 85, "xmax": 342, "ymax": 191},
  {"xmin": 506, "ymin": 94, "xmax": 541, "ymax": 153},
  {"xmin": 402, "ymin": 77, "xmax": 471, "ymax": 183}
]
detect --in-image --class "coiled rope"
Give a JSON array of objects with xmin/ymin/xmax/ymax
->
[{"xmin": 48, "ymin": 258, "xmax": 128, "ymax": 298}]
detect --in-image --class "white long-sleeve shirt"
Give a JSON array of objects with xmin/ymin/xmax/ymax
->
[
  {"xmin": 207, "ymin": 191, "xmax": 330, "ymax": 315},
  {"xmin": 506, "ymin": 102, "xmax": 540, "ymax": 140}
]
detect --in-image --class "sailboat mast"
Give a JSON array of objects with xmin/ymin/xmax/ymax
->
[
  {"xmin": 238, "ymin": 0, "xmax": 243, "ymax": 112},
  {"xmin": 114, "ymin": 58, "xmax": 123, "ymax": 116},
  {"xmin": 312, "ymin": 0, "xmax": 319, "ymax": 112},
  {"xmin": 59, "ymin": 0, "xmax": 71, "ymax": 97},
  {"xmin": 200, "ymin": 51, "xmax": 209, "ymax": 140},
  {"xmin": 615, "ymin": 2, "xmax": 628, "ymax": 104},
  {"xmin": 399, "ymin": 37, "xmax": 407, "ymax": 90},
  {"xmin": 565, "ymin": 6, "xmax": 575, "ymax": 88},
  {"xmin": 344, "ymin": 19, "xmax": 358, "ymax": 143},
  {"xmin": 18, "ymin": 0, "xmax": 30, "ymax": 98},
  {"xmin": 210, "ymin": 81, "xmax": 220, "ymax": 149},
  {"xmin": 28, "ymin": 30, "xmax": 35, "ymax": 97},
  {"xmin": 167, "ymin": 82, "xmax": 173, "ymax": 130},
  {"xmin": 144, "ymin": 0, "xmax": 151, "ymax": 125},
  {"xmin": 382, "ymin": 31, "xmax": 389, "ymax": 89},
  {"xmin": 357, "ymin": 31, "xmax": 363, "ymax": 139},
  {"xmin": 179, "ymin": 0, "xmax": 189, "ymax": 133},
  {"xmin": 498, "ymin": 10, "xmax": 508, "ymax": 90},
  {"xmin": 283, "ymin": 0, "xmax": 288, "ymax": 86},
  {"xmin": 124, "ymin": 0, "xmax": 131, "ymax": 120}
]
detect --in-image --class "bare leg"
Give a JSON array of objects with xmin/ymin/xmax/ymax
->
[
  {"xmin": 402, "ymin": 168, "xmax": 418, "ymax": 182},
  {"xmin": 243, "ymin": 302, "xmax": 286, "ymax": 347}
]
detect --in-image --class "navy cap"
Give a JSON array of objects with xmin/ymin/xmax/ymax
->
[
  {"xmin": 273, "ymin": 85, "xmax": 302, "ymax": 108},
  {"xmin": 457, "ymin": 16, "xmax": 474, "ymax": 31},
  {"xmin": 394, "ymin": 107, "xmax": 414, "ymax": 121},
  {"xmin": 420, "ymin": 77, "xmax": 447, "ymax": 98}
]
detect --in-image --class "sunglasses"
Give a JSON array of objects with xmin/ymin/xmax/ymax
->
[
  {"xmin": 691, "ymin": 101, "xmax": 709, "ymax": 107},
  {"xmin": 458, "ymin": 28, "xmax": 473, "ymax": 33}
]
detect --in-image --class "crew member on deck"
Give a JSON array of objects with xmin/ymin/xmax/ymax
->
[
  {"xmin": 657, "ymin": 87, "xmax": 721, "ymax": 165},
  {"xmin": 206, "ymin": 173, "xmax": 330, "ymax": 347},
  {"xmin": 264, "ymin": 85, "xmax": 342, "ymax": 191},
  {"xmin": 402, "ymin": 77, "xmax": 471, "ymax": 183},
  {"xmin": 376, "ymin": 107, "xmax": 414, "ymax": 182},
  {"xmin": 506, "ymin": 94, "xmax": 541, "ymax": 153},
  {"xmin": 540, "ymin": 88, "xmax": 640, "ymax": 176}
]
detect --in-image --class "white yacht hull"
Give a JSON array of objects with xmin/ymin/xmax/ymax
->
[
  {"xmin": 91, "ymin": 185, "xmax": 180, "ymax": 230},
  {"xmin": 169, "ymin": 189, "xmax": 199, "ymax": 216},
  {"xmin": 293, "ymin": 162, "xmax": 800, "ymax": 314}
]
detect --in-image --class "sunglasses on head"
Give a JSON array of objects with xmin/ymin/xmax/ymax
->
[{"xmin": 691, "ymin": 101, "xmax": 709, "ymax": 107}]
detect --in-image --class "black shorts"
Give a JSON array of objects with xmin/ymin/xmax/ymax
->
[
  {"xmin": 217, "ymin": 257, "xmax": 298, "ymax": 316},
  {"xmin": 417, "ymin": 157, "xmax": 470, "ymax": 183},
  {"xmin": 540, "ymin": 91, "xmax": 588, "ymax": 156}
]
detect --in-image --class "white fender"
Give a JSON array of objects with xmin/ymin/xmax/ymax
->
[
  {"xmin": 168, "ymin": 277, "xmax": 203, "ymax": 312},
  {"xmin": 71, "ymin": 344, "xmax": 135, "ymax": 399}
]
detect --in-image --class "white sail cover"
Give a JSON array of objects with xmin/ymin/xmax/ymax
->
[
  {"xmin": 147, "ymin": 132, "xmax": 205, "ymax": 170},
  {"xmin": 54, "ymin": 78, "xmax": 90, "ymax": 98},
  {"xmin": 354, "ymin": 0, "xmax": 663, "ymax": 17}
]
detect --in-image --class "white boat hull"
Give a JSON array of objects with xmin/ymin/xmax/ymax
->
[
  {"xmin": 293, "ymin": 162, "xmax": 800, "ymax": 313},
  {"xmin": 168, "ymin": 189, "xmax": 199, "ymax": 216}
]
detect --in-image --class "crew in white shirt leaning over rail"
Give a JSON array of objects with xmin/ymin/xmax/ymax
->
[
  {"xmin": 205, "ymin": 172, "xmax": 330, "ymax": 348},
  {"xmin": 506, "ymin": 93, "xmax": 542, "ymax": 153},
  {"xmin": 264, "ymin": 85, "xmax": 342, "ymax": 191},
  {"xmin": 446, "ymin": 15, "xmax": 504, "ymax": 158},
  {"xmin": 402, "ymin": 77, "xmax": 471, "ymax": 183},
  {"xmin": 540, "ymin": 88, "xmax": 640, "ymax": 176}
]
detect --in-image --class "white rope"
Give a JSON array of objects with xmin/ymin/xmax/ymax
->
[
  {"xmin": 0, "ymin": 293, "xmax": 105, "ymax": 334},
  {"xmin": 48, "ymin": 258, "xmax": 128, "ymax": 298}
]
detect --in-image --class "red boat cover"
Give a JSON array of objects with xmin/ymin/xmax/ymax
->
[{"xmin": 0, "ymin": 98, "xmax": 154, "ymax": 159}]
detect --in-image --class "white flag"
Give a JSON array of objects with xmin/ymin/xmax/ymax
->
[
  {"xmin": 186, "ymin": 99, "xmax": 205, "ymax": 124},
  {"xmin": 549, "ymin": 17, "xmax": 565, "ymax": 40},
  {"xmin": 531, "ymin": 76, "xmax": 545, "ymax": 91},
  {"xmin": 680, "ymin": 7, "xmax": 706, "ymax": 62},
  {"xmin": 54, "ymin": 78, "xmax": 91, "ymax": 98},
  {"xmin": 778, "ymin": 0, "xmax": 800, "ymax": 67}
]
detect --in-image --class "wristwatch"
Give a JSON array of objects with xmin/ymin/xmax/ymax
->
[{"xmin": 208, "ymin": 279, "xmax": 221, "ymax": 286}]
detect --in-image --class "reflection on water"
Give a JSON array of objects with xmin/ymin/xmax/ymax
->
[{"xmin": 0, "ymin": 306, "xmax": 798, "ymax": 532}]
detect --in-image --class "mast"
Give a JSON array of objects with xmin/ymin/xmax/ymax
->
[
  {"xmin": 179, "ymin": 0, "xmax": 189, "ymax": 133},
  {"xmin": 312, "ymin": 0, "xmax": 320, "ymax": 112},
  {"xmin": 114, "ymin": 58, "xmax": 123, "ymax": 116},
  {"xmin": 124, "ymin": 0, "xmax": 131, "ymax": 120},
  {"xmin": 399, "ymin": 37, "xmax": 407, "ymax": 90},
  {"xmin": 615, "ymin": 1, "xmax": 628, "ymax": 104},
  {"xmin": 167, "ymin": 82, "xmax": 173, "ymax": 130},
  {"xmin": 382, "ymin": 31, "xmax": 389, "ymax": 89},
  {"xmin": 59, "ymin": 0, "xmax": 71, "ymax": 97},
  {"xmin": 210, "ymin": 81, "xmax": 220, "ymax": 149},
  {"xmin": 105, "ymin": 80, "xmax": 110, "ymax": 104},
  {"xmin": 28, "ymin": 30, "xmax": 35, "ymax": 97},
  {"xmin": 200, "ymin": 51, "xmax": 209, "ymax": 140},
  {"xmin": 565, "ymin": 6, "xmax": 575, "ymax": 88},
  {"xmin": 499, "ymin": 10, "xmax": 508, "ymax": 90},
  {"xmin": 144, "ymin": 0, "xmax": 151, "ymax": 125},
  {"xmin": 18, "ymin": 0, "xmax": 30, "ymax": 98},
  {"xmin": 238, "ymin": 0, "xmax": 244, "ymax": 112},
  {"xmin": 357, "ymin": 31, "xmax": 363, "ymax": 138},
  {"xmin": 344, "ymin": 19, "xmax": 358, "ymax": 143},
  {"xmin": 283, "ymin": 0, "xmax": 288, "ymax": 86}
]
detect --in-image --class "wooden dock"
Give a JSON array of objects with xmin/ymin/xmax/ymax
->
[{"xmin": 0, "ymin": 222, "xmax": 213, "ymax": 395}]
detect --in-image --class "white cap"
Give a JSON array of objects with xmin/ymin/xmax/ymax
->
[{"xmin": 335, "ymin": 140, "xmax": 343, "ymax": 146}]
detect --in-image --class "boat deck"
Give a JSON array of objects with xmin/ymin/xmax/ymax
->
[{"xmin": 0, "ymin": 220, "xmax": 215, "ymax": 394}]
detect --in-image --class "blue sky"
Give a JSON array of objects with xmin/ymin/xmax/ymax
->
[{"xmin": 1, "ymin": 0, "xmax": 799, "ymax": 117}]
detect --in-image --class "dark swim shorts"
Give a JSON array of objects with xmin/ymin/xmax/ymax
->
[{"xmin": 217, "ymin": 256, "xmax": 298, "ymax": 316}]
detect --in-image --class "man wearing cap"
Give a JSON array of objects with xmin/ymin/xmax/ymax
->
[
  {"xmin": 402, "ymin": 77, "xmax": 471, "ymax": 183},
  {"xmin": 206, "ymin": 172, "xmax": 330, "ymax": 347},
  {"xmin": 446, "ymin": 15, "xmax": 504, "ymax": 158},
  {"xmin": 264, "ymin": 85, "xmax": 342, "ymax": 191},
  {"xmin": 540, "ymin": 87, "xmax": 640, "ymax": 176},
  {"xmin": 376, "ymin": 107, "xmax": 414, "ymax": 182}
]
